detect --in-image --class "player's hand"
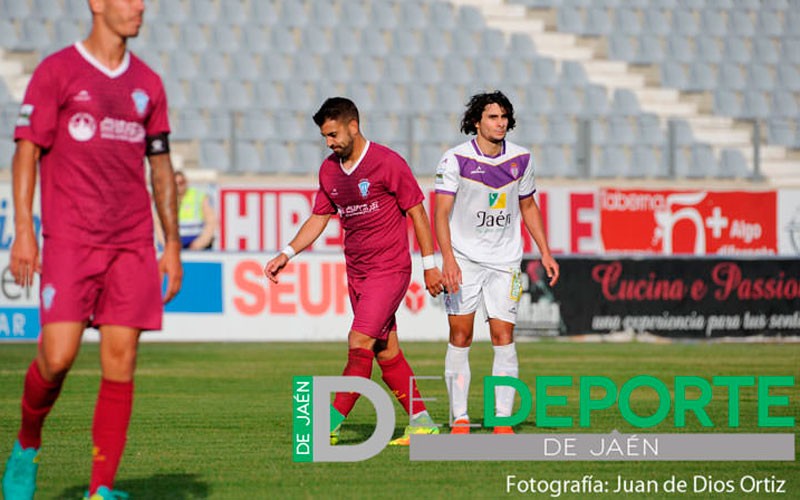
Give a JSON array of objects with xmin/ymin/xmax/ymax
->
[
  {"xmin": 441, "ymin": 256, "xmax": 462, "ymax": 295},
  {"xmin": 424, "ymin": 267, "xmax": 445, "ymax": 297},
  {"xmin": 9, "ymin": 226, "xmax": 40, "ymax": 288},
  {"xmin": 541, "ymin": 254, "xmax": 560, "ymax": 287},
  {"xmin": 264, "ymin": 253, "xmax": 289, "ymax": 284},
  {"xmin": 160, "ymin": 240, "xmax": 183, "ymax": 303}
]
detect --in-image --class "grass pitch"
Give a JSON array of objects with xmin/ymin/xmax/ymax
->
[{"xmin": 0, "ymin": 341, "xmax": 797, "ymax": 499}]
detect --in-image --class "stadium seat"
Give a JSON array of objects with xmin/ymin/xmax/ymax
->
[
  {"xmin": 695, "ymin": 37, "xmax": 722, "ymax": 64},
  {"xmin": 296, "ymin": 141, "xmax": 324, "ymax": 173},
  {"xmin": 557, "ymin": 7, "xmax": 584, "ymax": 34},
  {"xmin": 17, "ymin": 19, "xmax": 52, "ymax": 52},
  {"xmin": 722, "ymin": 36, "xmax": 750, "ymax": 64},
  {"xmin": 633, "ymin": 35, "xmax": 664, "ymax": 64},
  {"xmin": 310, "ymin": 0, "xmax": 338, "ymax": 29},
  {"xmin": 211, "ymin": 25, "xmax": 240, "ymax": 54},
  {"xmin": 199, "ymin": 141, "xmax": 230, "ymax": 171},
  {"xmin": 281, "ymin": 1, "xmax": 308, "ymax": 29},
  {"xmin": 756, "ymin": 10, "xmax": 783, "ymax": 37},
  {"xmin": 740, "ymin": 90, "xmax": 770, "ymax": 119},
  {"xmin": 560, "ymin": 61, "xmax": 589, "ymax": 88},
  {"xmin": 718, "ymin": 63, "xmax": 746, "ymax": 91},
  {"xmin": 371, "ymin": 2, "xmax": 398, "ymax": 30},
  {"xmin": 190, "ymin": 0, "xmax": 218, "ymax": 25},
  {"xmin": 776, "ymin": 64, "xmax": 800, "ymax": 91},
  {"xmin": 430, "ymin": 2, "xmax": 458, "ymax": 32},
  {"xmin": 608, "ymin": 34, "xmax": 636, "ymax": 62},
  {"xmin": 688, "ymin": 144, "xmax": 716, "ymax": 178},
  {"xmin": 671, "ymin": 9, "xmax": 699, "ymax": 37},
  {"xmin": 220, "ymin": 0, "xmax": 248, "ymax": 26},
  {"xmin": 745, "ymin": 64, "xmax": 774, "ymax": 92},
  {"xmin": 784, "ymin": 10, "xmax": 800, "ymax": 36},
  {"xmin": 509, "ymin": 33, "xmax": 538, "ymax": 61},
  {"xmin": 728, "ymin": 10, "xmax": 755, "ymax": 37},
  {"xmin": 270, "ymin": 24, "xmax": 297, "ymax": 54},
  {"xmin": 541, "ymin": 145, "xmax": 573, "ymax": 177},
  {"xmin": 611, "ymin": 89, "xmax": 641, "ymax": 116},
  {"xmin": 64, "ymin": 0, "xmax": 91, "ymax": 22},
  {"xmin": 553, "ymin": 86, "xmax": 582, "ymax": 116},
  {"xmin": 614, "ymin": 9, "xmax": 642, "ymax": 36},
  {"xmin": 442, "ymin": 57, "xmax": 472, "ymax": 86},
  {"xmin": 292, "ymin": 51, "xmax": 322, "ymax": 83},
  {"xmin": 2, "ymin": 0, "xmax": 30, "ymax": 19},
  {"xmin": 481, "ymin": 29, "xmax": 506, "ymax": 55},
  {"xmin": 157, "ymin": 1, "xmax": 187, "ymax": 24},
  {"xmin": 263, "ymin": 142, "xmax": 295, "ymax": 173},
  {"xmin": 584, "ymin": 8, "xmax": 613, "ymax": 36},
  {"xmin": 53, "ymin": 19, "xmax": 83, "ymax": 47},
  {"xmin": 546, "ymin": 115, "xmax": 577, "ymax": 145},
  {"xmin": 366, "ymin": 114, "xmax": 397, "ymax": 144},
  {"xmin": 341, "ymin": 1, "xmax": 370, "ymax": 29},
  {"xmin": 459, "ymin": 5, "xmax": 487, "ymax": 31},
  {"xmin": 752, "ymin": 37, "xmax": 779, "ymax": 65},
  {"xmin": 179, "ymin": 24, "xmax": 208, "ymax": 54},
  {"xmin": 630, "ymin": 145, "xmax": 666, "ymax": 178},
  {"xmin": 171, "ymin": 109, "xmax": 207, "ymax": 141},
  {"xmin": 637, "ymin": 113, "xmax": 664, "ymax": 146},
  {"xmin": 0, "ymin": 20, "xmax": 19, "ymax": 49},
  {"xmin": 451, "ymin": 30, "xmax": 480, "ymax": 58},
  {"xmin": 241, "ymin": 25, "xmax": 270, "ymax": 53},
  {"xmin": 206, "ymin": 110, "xmax": 233, "ymax": 142},
  {"xmin": 607, "ymin": 116, "xmax": 636, "ymax": 145},
  {"xmin": 582, "ymin": 84, "xmax": 609, "ymax": 118},
  {"xmin": 474, "ymin": 58, "xmax": 503, "ymax": 88},
  {"xmin": 406, "ymin": 84, "xmax": 434, "ymax": 114},
  {"xmin": 375, "ymin": 84, "xmax": 405, "ymax": 113},
  {"xmin": 525, "ymin": 85, "xmax": 553, "ymax": 116},
  {"xmin": 221, "ymin": 81, "xmax": 250, "ymax": 112},
  {"xmin": 700, "ymin": 9, "xmax": 727, "ymax": 37},
  {"xmin": 167, "ymin": 50, "xmax": 198, "ymax": 81},
  {"xmin": 593, "ymin": 146, "xmax": 628, "ymax": 178},
  {"xmin": 713, "ymin": 89, "xmax": 741, "ymax": 117},
  {"xmin": 234, "ymin": 141, "xmax": 264, "ymax": 173},
  {"xmin": 686, "ymin": 62, "xmax": 716, "ymax": 92},
  {"xmin": 643, "ymin": 9, "xmax": 671, "ymax": 36},
  {"xmin": 361, "ymin": 28, "xmax": 390, "ymax": 58},
  {"xmin": 766, "ymin": 119, "xmax": 795, "ymax": 146},
  {"xmin": 423, "ymin": 30, "xmax": 451, "ymax": 59},
  {"xmin": 532, "ymin": 58, "xmax": 559, "ymax": 87},
  {"xmin": 666, "ymin": 35, "xmax": 693, "ymax": 64},
  {"xmin": 199, "ymin": 51, "xmax": 229, "ymax": 81},
  {"xmin": 717, "ymin": 149, "xmax": 751, "ymax": 179},
  {"xmin": 514, "ymin": 116, "xmax": 547, "ymax": 147},
  {"xmin": 413, "ymin": 56, "xmax": 441, "ymax": 85},
  {"xmin": 670, "ymin": 119, "xmax": 695, "ymax": 147},
  {"xmin": 163, "ymin": 79, "xmax": 188, "ymax": 109},
  {"xmin": 770, "ymin": 91, "xmax": 798, "ymax": 119},
  {"xmin": 230, "ymin": 53, "xmax": 260, "ymax": 83}
]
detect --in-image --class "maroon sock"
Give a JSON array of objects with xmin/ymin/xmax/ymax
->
[
  {"xmin": 379, "ymin": 350, "xmax": 426, "ymax": 415},
  {"xmin": 332, "ymin": 348, "xmax": 374, "ymax": 417},
  {"xmin": 89, "ymin": 379, "xmax": 133, "ymax": 492},
  {"xmin": 17, "ymin": 360, "xmax": 63, "ymax": 449}
]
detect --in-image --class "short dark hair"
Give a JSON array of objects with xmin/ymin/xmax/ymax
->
[
  {"xmin": 313, "ymin": 97, "xmax": 360, "ymax": 127},
  {"xmin": 460, "ymin": 91, "xmax": 516, "ymax": 135}
]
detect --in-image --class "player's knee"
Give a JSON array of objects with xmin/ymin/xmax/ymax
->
[
  {"xmin": 449, "ymin": 330, "xmax": 473, "ymax": 347},
  {"xmin": 38, "ymin": 353, "xmax": 75, "ymax": 381}
]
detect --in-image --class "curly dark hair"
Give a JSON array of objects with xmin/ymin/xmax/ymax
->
[
  {"xmin": 460, "ymin": 91, "xmax": 516, "ymax": 135},
  {"xmin": 313, "ymin": 97, "xmax": 360, "ymax": 127}
]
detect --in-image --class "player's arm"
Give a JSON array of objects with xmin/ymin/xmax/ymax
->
[
  {"xmin": 264, "ymin": 213, "xmax": 331, "ymax": 283},
  {"xmin": 407, "ymin": 202, "xmax": 445, "ymax": 297},
  {"xmin": 188, "ymin": 194, "xmax": 218, "ymax": 250},
  {"xmin": 149, "ymin": 152, "xmax": 183, "ymax": 303},
  {"xmin": 10, "ymin": 139, "xmax": 41, "ymax": 287},
  {"xmin": 434, "ymin": 193, "xmax": 462, "ymax": 294},
  {"xmin": 520, "ymin": 196, "xmax": 559, "ymax": 286}
]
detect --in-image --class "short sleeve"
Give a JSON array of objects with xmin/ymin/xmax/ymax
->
[
  {"xmin": 519, "ymin": 152, "xmax": 536, "ymax": 199},
  {"xmin": 385, "ymin": 154, "xmax": 424, "ymax": 211},
  {"xmin": 434, "ymin": 149, "xmax": 459, "ymax": 195},
  {"xmin": 14, "ymin": 61, "xmax": 59, "ymax": 149},
  {"xmin": 312, "ymin": 184, "xmax": 337, "ymax": 216},
  {"xmin": 146, "ymin": 78, "xmax": 170, "ymax": 136}
]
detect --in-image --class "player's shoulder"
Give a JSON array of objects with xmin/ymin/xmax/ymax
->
[
  {"xmin": 35, "ymin": 44, "xmax": 78, "ymax": 72},
  {"xmin": 503, "ymin": 140, "xmax": 531, "ymax": 158},
  {"xmin": 369, "ymin": 141, "xmax": 406, "ymax": 163},
  {"xmin": 129, "ymin": 52, "xmax": 164, "ymax": 82},
  {"xmin": 445, "ymin": 139, "xmax": 474, "ymax": 158}
]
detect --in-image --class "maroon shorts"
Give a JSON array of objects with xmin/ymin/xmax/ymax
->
[
  {"xmin": 348, "ymin": 272, "xmax": 410, "ymax": 339},
  {"xmin": 40, "ymin": 239, "xmax": 163, "ymax": 331}
]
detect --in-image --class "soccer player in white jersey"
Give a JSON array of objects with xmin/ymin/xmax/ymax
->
[{"xmin": 434, "ymin": 91, "xmax": 559, "ymax": 434}]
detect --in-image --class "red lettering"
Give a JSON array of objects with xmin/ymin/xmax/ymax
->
[
  {"xmin": 270, "ymin": 263, "xmax": 296, "ymax": 314},
  {"xmin": 570, "ymin": 193, "xmax": 595, "ymax": 253},
  {"xmin": 233, "ymin": 261, "xmax": 266, "ymax": 316},
  {"xmin": 690, "ymin": 279, "xmax": 707, "ymax": 301},
  {"xmin": 335, "ymin": 263, "xmax": 348, "ymax": 314},
  {"xmin": 592, "ymin": 262, "xmax": 686, "ymax": 301},
  {"xmin": 299, "ymin": 262, "xmax": 331, "ymax": 315},
  {"xmin": 711, "ymin": 262, "xmax": 741, "ymax": 300}
]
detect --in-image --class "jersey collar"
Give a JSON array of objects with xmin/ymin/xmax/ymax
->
[
  {"xmin": 75, "ymin": 41, "xmax": 131, "ymax": 79},
  {"xmin": 471, "ymin": 138, "xmax": 506, "ymax": 159},
  {"xmin": 339, "ymin": 140, "xmax": 370, "ymax": 175}
]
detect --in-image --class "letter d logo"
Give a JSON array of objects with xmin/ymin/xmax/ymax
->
[{"xmin": 294, "ymin": 376, "xmax": 396, "ymax": 462}]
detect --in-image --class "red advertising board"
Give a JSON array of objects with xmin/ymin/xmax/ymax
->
[{"xmin": 600, "ymin": 189, "xmax": 777, "ymax": 255}]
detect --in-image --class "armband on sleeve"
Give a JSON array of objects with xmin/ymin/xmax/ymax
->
[{"xmin": 146, "ymin": 132, "xmax": 170, "ymax": 156}]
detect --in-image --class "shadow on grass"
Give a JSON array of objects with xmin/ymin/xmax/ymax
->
[
  {"xmin": 338, "ymin": 419, "xmax": 542, "ymax": 442},
  {"xmin": 57, "ymin": 472, "xmax": 209, "ymax": 499}
]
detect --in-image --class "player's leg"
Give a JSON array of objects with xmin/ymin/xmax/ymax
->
[
  {"xmin": 443, "ymin": 258, "xmax": 483, "ymax": 433},
  {"xmin": 3, "ymin": 323, "xmax": 84, "ymax": 499},
  {"xmin": 329, "ymin": 328, "xmax": 377, "ymax": 442},
  {"xmin": 87, "ymin": 246, "xmax": 160, "ymax": 496},
  {"xmin": 485, "ymin": 267, "xmax": 523, "ymax": 434},
  {"xmin": 89, "ymin": 325, "xmax": 140, "ymax": 496}
]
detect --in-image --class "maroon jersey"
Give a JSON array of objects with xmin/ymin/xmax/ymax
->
[
  {"xmin": 14, "ymin": 42, "xmax": 170, "ymax": 248},
  {"xmin": 313, "ymin": 142, "xmax": 424, "ymax": 278}
]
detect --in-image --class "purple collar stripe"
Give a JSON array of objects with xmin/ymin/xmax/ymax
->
[
  {"xmin": 456, "ymin": 153, "xmax": 530, "ymax": 189},
  {"xmin": 470, "ymin": 138, "xmax": 506, "ymax": 158}
]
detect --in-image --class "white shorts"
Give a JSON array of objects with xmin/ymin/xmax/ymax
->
[{"xmin": 443, "ymin": 257, "xmax": 522, "ymax": 324}]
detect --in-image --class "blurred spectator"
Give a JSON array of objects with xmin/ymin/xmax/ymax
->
[{"xmin": 175, "ymin": 171, "xmax": 217, "ymax": 250}]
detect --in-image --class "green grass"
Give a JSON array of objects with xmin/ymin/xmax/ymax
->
[{"xmin": 1, "ymin": 342, "xmax": 798, "ymax": 499}]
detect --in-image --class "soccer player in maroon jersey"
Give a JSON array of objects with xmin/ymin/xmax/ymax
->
[
  {"xmin": 2, "ymin": 1, "xmax": 182, "ymax": 499},
  {"xmin": 265, "ymin": 97, "xmax": 445, "ymax": 446}
]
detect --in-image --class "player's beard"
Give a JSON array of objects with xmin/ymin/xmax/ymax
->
[{"xmin": 332, "ymin": 140, "xmax": 354, "ymax": 161}]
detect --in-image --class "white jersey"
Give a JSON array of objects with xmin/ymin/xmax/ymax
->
[{"xmin": 435, "ymin": 138, "xmax": 536, "ymax": 267}]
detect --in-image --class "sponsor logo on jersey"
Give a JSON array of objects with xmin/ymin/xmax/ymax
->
[
  {"xmin": 489, "ymin": 192, "xmax": 507, "ymax": 209},
  {"xmin": 331, "ymin": 188, "xmax": 338, "ymax": 197},
  {"xmin": 470, "ymin": 165, "xmax": 485, "ymax": 175},
  {"xmin": 68, "ymin": 112, "xmax": 97, "ymax": 142},
  {"xmin": 100, "ymin": 117, "xmax": 146, "ymax": 143},
  {"xmin": 131, "ymin": 89, "xmax": 149, "ymax": 116},
  {"xmin": 16, "ymin": 104, "xmax": 33, "ymax": 127},
  {"xmin": 358, "ymin": 179, "xmax": 370, "ymax": 199}
]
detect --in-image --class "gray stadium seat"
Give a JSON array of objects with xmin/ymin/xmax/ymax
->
[
  {"xmin": 310, "ymin": 0, "xmax": 338, "ymax": 29},
  {"xmin": 158, "ymin": 1, "xmax": 187, "ymax": 24},
  {"xmin": 584, "ymin": 8, "xmax": 612, "ymax": 36},
  {"xmin": 718, "ymin": 63, "xmax": 746, "ymax": 91},
  {"xmin": 762, "ymin": 0, "xmax": 789, "ymax": 8},
  {"xmin": 509, "ymin": 33, "xmax": 537, "ymax": 61},
  {"xmin": 459, "ymin": 5, "xmax": 487, "ymax": 31},
  {"xmin": 168, "ymin": 50, "xmax": 198, "ymax": 80},
  {"xmin": 147, "ymin": 22, "xmax": 177, "ymax": 51},
  {"xmin": 241, "ymin": 25, "xmax": 270, "ymax": 53},
  {"xmin": 557, "ymin": 8, "xmax": 584, "ymax": 34},
  {"xmin": 728, "ymin": 11, "xmax": 755, "ymax": 37},
  {"xmin": 546, "ymin": 115, "xmax": 576, "ymax": 145},
  {"xmin": 372, "ymin": 2, "xmax": 398, "ymax": 30},
  {"xmin": 199, "ymin": 52, "xmax": 229, "ymax": 81},
  {"xmin": 345, "ymin": 83, "xmax": 375, "ymax": 113},
  {"xmin": 253, "ymin": 82, "xmax": 281, "ymax": 111},
  {"xmin": 474, "ymin": 58, "xmax": 503, "ymax": 88},
  {"xmin": 423, "ymin": 30, "xmax": 451, "ymax": 59},
  {"xmin": 695, "ymin": 37, "xmax": 722, "ymax": 64},
  {"xmin": 630, "ymin": 145, "xmax": 665, "ymax": 178},
  {"xmin": 643, "ymin": 9, "xmax": 670, "ymax": 36},
  {"xmin": 756, "ymin": 10, "xmax": 783, "ymax": 37},
  {"xmin": 261, "ymin": 53, "xmax": 292, "ymax": 82},
  {"xmin": 231, "ymin": 53, "xmax": 260, "ymax": 83},
  {"xmin": 400, "ymin": 2, "xmax": 427, "ymax": 30},
  {"xmin": 532, "ymin": 59, "xmax": 558, "ymax": 87},
  {"xmin": 381, "ymin": 56, "xmax": 409, "ymax": 85},
  {"xmin": 206, "ymin": 110, "xmax": 233, "ymax": 142},
  {"xmin": 366, "ymin": 114, "xmax": 397, "ymax": 144},
  {"xmin": 18, "ymin": 19, "xmax": 52, "ymax": 51},
  {"xmin": 375, "ymin": 84, "xmax": 405, "ymax": 113},
  {"xmin": 430, "ymin": 2, "xmax": 458, "ymax": 32},
  {"xmin": 593, "ymin": 146, "xmax": 628, "ymax": 178},
  {"xmin": 553, "ymin": 86, "xmax": 582, "ymax": 116},
  {"xmin": 752, "ymin": 37, "xmax": 779, "ymax": 65},
  {"xmin": 608, "ymin": 34, "xmax": 636, "ymax": 62},
  {"xmin": 270, "ymin": 25, "xmax": 297, "ymax": 54},
  {"xmin": 332, "ymin": 27, "xmax": 361, "ymax": 58},
  {"xmin": 442, "ymin": 57, "xmax": 472, "ymax": 85},
  {"xmin": 745, "ymin": 64, "xmax": 774, "ymax": 92},
  {"xmin": 190, "ymin": 0, "xmax": 218, "ymax": 25},
  {"xmin": 784, "ymin": 10, "xmax": 800, "ymax": 36},
  {"xmin": 667, "ymin": 35, "xmax": 693, "ymax": 64},
  {"xmin": 221, "ymin": 81, "xmax": 250, "ymax": 112},
  {"xmin": 211, "ymin": 25, "xmax": 240, "ymax": 54},
  {"xmin": 200, "ymin": 142, "xmax": 230, "ymax": 171},
  {"xmin": 740, "ymin": 90, "xmax": 770, "ymax": 119},
  {"xmin": 686, "ymin": 62, "xmax": 716, "ymax": 92},
  {"xmin": 582, "ymin": 84, "xmax": 609, "ymax": 117},
  {"xmin": 671, "ymin": 9, "xmax": 699, "ymax": 37},
  {"xmin": 481, "ymin": 29, "xmax": 506, "ymax": 54},
  {"xmin": 234, "ymin": 141, "xmax": 264, "ymax": 173},
  {"xmin": 0, "ymin": 20, "xmax": 19, "ymax": 49},
  {"xmin": 776, "ymin": 64, "xmax": 800, "ymax": 91},
  {"xmin": 525, "ymin": 85, "xmax": 553, "ymax": 116},
  {"xmin": 238, "ymin": 111, "xmax": 275, "ymax": 141},
  {"xmin": 637, "ymin": 114, "xmax": 664, "ymax": 146},
  {"xmin": 341, "ymin": 1, "xmax": 370, "ymax": 29},
  {"xmin": 292, "ymin": 51, "xmax": 322, "ymax": 83},
  {"xmin": 250, "ymin": 1, "xmax": 277, "ymax": 26},
  {"xmin": 611, "ymin": 89, "xmax": 641, "ymax": 115},
  {"xmin": 614, "ymin": 9, "xmax": 641, "ymax": 36},
  {"xmin": 688, "ymin": 144, "xmax": 715, "ymax": 178},
  {"xmin": 2, "ymin": 0, "xmax": 30, "ymax": 19},
  {"xmin": 220, "ymin": 0, "xmax": 248, "ymax": 26},
  {"xmin": 180, "ymin": 24, "xmax": 208, "ymax": 54},
  {"xmin": 722, "ymin": 36, "xmax": 750, "ymax": 64},
  {"xmin": 717, "ymin": 149, "xmax": 750, "ymax": 179},
  {"xmin": 163, "ymin": 79, "xmax": 188, "ymax": 109},
  {"xmin": 661, "ymin": 61, "xmax": 690, "ymax": 90},
  {"xmin": 514, "ymin": 116, "xmax": 547, "ymax": 147},
  {"xmin": 263, "ymin": 142, "xmax": 295, "ymax": 173},
  {"xmin": 414, "ymin": 56, "xmax": 441, "ymax": 85},
  {"xmin": 607, "ymin": 116, "xmax": 636, "ymax": 145},
  {"xmin": 53, "ymin": 19, "xmax": 83, "ymax": 47},
  {"xmin": 281, "ymin": 1, "xmax": 308, "ymax": 28},
  {"xmin": 361, "ymin": 28, "xmax": 390, "ymax": 58},
  {"xmin": 700, "ymin": 9, "xmax": 727, "ymax": 37},
  {"xmin": 541, "ymin": 145, "xmax": 572, "ymax": 177},
  {"xmin": 633, "ymin": 35, "xmax": 664, "ymax": 64},
  {"xmin": 172, "ymin": 109, "xmax": 208, "ymax": 141},
  {"xmin": 770, "ymin": 91, "xmax": 798, "ymax": 119},
  {"xmin": 296, "ymin": 141, "xmax": 324, "ymax": 173},
  {"xmin": 670, "ymin": 119, "xmax": 695, "ymax": 147},
  {"xmin": 766, "ymin": 119, "xmax": 795, "ymax": 146},
  {"xmin": 451, "ymin": 30, "xmax": 480, "ymax": 58},
  {"xmin": 588, "ymin": 119, "xmax": 608, "ymax": 146},
  {"xmin": 302, "ymin": 27, "xmax": 329, "ymax": 56},
  {"xmin": 560, "ymin": 61, "xmax": 589, "ymax": 88},
  {"xmin": 713, "ymin": 90, "xmax": 741, "ymax": 117},
  {"xmin": 504, "ymin": 58, "xmax": 531, "ymax": 86},
  {"xmin": 321, "ymin": 56, "xmax": 351, "ymax": 85},
  {"xmin": 406, "ymin": 84, "xmax": 434, "ymax": 114},
  {"xmin": 135, "ymin": 48, "xmax": 165, "ymax": 75},
  {"xmin": 64, "ymin": 0, "xmax": 91, "ymax": 22}
]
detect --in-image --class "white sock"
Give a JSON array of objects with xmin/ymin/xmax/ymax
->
[
  {"xmin": 492, "ymin": 342, "xmax": 519, "ymax": 418},
  {"xmin": 444, "ymin": 343, "xmax": 471, "ymax": 421}
]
